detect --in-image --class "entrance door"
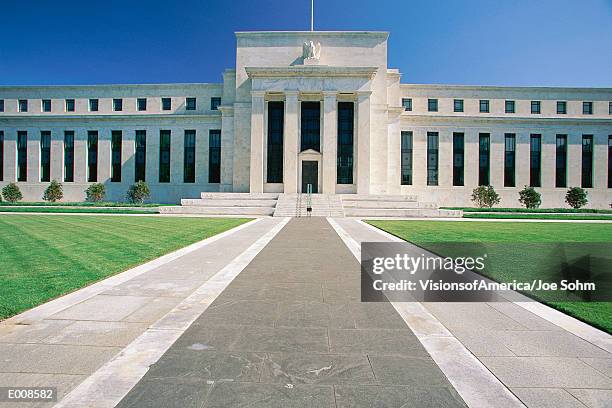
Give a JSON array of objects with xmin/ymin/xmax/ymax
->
[{"xmin": 301, "ymin": 161, "xmax": 318, "ymax": 193}]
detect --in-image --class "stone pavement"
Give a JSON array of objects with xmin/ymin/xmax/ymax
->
[
  {"xmin": 0, "ymin": 217, "xmax": 285, "ymax": 408},
  {"xmin": 333, "ymin": 218, "xmax": 612, "ymax": 408},
  {"xmin": 117, "ymin": 217, "xmax": 465, "ymax": 408}
]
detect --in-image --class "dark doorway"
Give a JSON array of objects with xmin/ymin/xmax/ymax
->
[{"xmin": 301, "ymin": 161, "xmax": 318, "ymax": 193}]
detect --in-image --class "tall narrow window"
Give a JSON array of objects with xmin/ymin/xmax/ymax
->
[
  {"xmin": 87, "ymin": 131, "xmax": 98, "ymax": 182},
  {"xmin": 267, "ymin": 101, "xmax": 284, "ymax": 183},
  {"xmin": 337, "ymin": 102, "xmax": 354, "ymax": 184},
  {"xmin": 210, "ymin": 97, "xmax": 221, "ymax": 111},
  {"xmin": 161, "ymin": 98, "xmax": 171, "ymax": 111},
  {"xmin": 583, "ymin": 102, "xmax": 593, "ymax": 115},
  {"xmin": 479, "ymin": 133, "xmax": 490, "ymax": 185},
  {"xmin": 504, "ymin": 134, "xmax": 516, "ymax": 187},
  {"xmin": 505, "ymin": 100, "xmax": 515, "ymax": 113},
  {"xmin": 17, "ymin": 131, "xmax": 27, "ymax": 181},
  {"xmin": 135, "ymin": 130, "xmax": 146, "ymax": 182},
  {"xmin": 530, "ymin": 134, "xmax": 541, "ymax": 187},
  {"xmin": 453, "ymin": 132, "xmax": 464, "ymax": 186},
  {"xmin": 555, "ymin": 135, "xmax": 567, "ymax": 188},
  {"xmin": 402, "ymin": 98, "xmax": 412, "ymax": 111},
  {"xmin": 428, "ymin": 99, "xmax": 438, "ymax": 112},
  {"xmin": 18, "ymin": 100, "xmax": 28, "ymax": 112},
  {"xmin": 0, "ymin": 131, "xmax": 4, "ymax": 181},
  {"xmin": 301, "ymin": 101, "xmax": 320, "ymax": 151},
  {"xmin": 0, "ymin": 100, "xmax": 4, "ymax": 112},
  {"xmin": 209, "ymin": 129, "xmax": 221, "ymax": 183},
  {"xmin": 65, "ymin": 99, "xmax": 75, "ymax": 112},
  {"xmin": 159, "ymin": 130, "xmax": 171, "ymax": 183},
  {"xmin": 427, "ymin": 132, "xmax": 439, "ymax": 186},
  {"xmin": 89, "ymin": 99, "xmax": 99, "ymax": 112},
  {"xmin": 557, "ymin": 101, "xmax": 567, "ymax": 114},
  {"xmin": 186, "ymin": 97, "xmax": 196, "ymax": 111},
  {"xmin": 454, "ymin": 99, "xmax": 464, "ymax": 112},
  {"xmin": 531, "ymin": 101, "xmax": 541, "ymax": 114},
  {"xmin": 609, "ymin": 136, "xmax": 612, "ymax": 188},
  {"xmin": 400, "ymin": 131, "xmax": 413, "ymax": 185},
  {"xmin": 42, "ymin": 99, "xmax": 51, "ymax": 112},
  {"xmin": 111, "ymin": 131, "xmax": 122, "ymax": 182},
  {"xmin": 479, "ymin": 100, "xmax": 490, "ymax": 113},
  {"xmin": 64, "ymin": 131, "xmax": 74, "ymax": 182},
  {"xmin": 184, "ymin": 130, "xmax": 196, "ymax": 183},
  {"xmin": 582, "ymin": 135, "xmax": 593, "ymax": 188},
  {"xmin": 40, "ymin": 131, "xmax": 51, "ymax": 182}
]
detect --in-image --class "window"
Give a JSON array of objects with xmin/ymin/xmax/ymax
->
[
  {"xmin": 64, "ymin": 131, "xmax": 74, "ymax": 182},
  {"xmin": 301, "ymin": 101, "xmax": 320, "ymax": 151},
  {"xmin": 113, "ymin": 98, "xmax": 122, "ymax": 111},
  {"xmin": 479, "ymin": 133, "xmax": 490, "ymax": 185},
  {"xmin": 137, "ymin": 98, "xmax": 147, "ymax": 111},
  {"xmin": 479, "ymin": 100, "xmax": 490, "ymax": 113},
  {"xmin": 530, "ymin": 134, "xmax": 541, "ymax": 187},
  {"xmin": 159, "ymin": 130, "xmax": 171, "ymax": 183},
  {"xmin": 210, "ymin": 97, "xmax": 221, "ymax": 111},
  {"xmin": 400, "ymin": 131, "xmax": 413, "ymax": 185},
  {"xmin": 267, "ymin": 101, "xmax": 284, "ymax": 183},
  {"xmin": 401, "ymin": 98, "xmax": 412, "ymax": 111},
  {"xmin": 531, "ymin": 101, "xmax": 541, "ymax": 114},
  {"xmin": 65, "ymin": 99, "xmax": 75, "ymax": 112},
  {"xmin": 557, "ymin": 101, "xmax": 567, "ymax": 114},
  {"xmin": 186, "ymin": 97, "xmax": 196, "ymax": 111},
  {"xmin": 209, "ymin": 129, "xmax": 221, "ymax": 183},
  {"xmin": 0, "ymin": 131, "xmax": 4, "ymax": 181},
  {"xmin": 87, "ymin": 131, "xmax": 98, "ymax": 182},
  {"xmin": 17, "ymin": 131, "xmax": 27, "ymax": 181},
  {"xmin": 505, "ymin": 100, "xmax": 515, "ymax": 113},
  {"xmin": 504, "ymin": 134, "xmax": 516, "ymax": 187},
  {"xmin": 609, "ymin": 136, "xmax": 612, "ymax": 188},
  {"xmin": 556, "ymin": 135, "xmax": 567, "ymax": 188},
  {"xmin": 0, "ymin": 99, "xmax": 4, "ymax": 112},
  {"xmin": 40, "ymin": 131, "xmax": 51, "ymax": 182},
  {"xmin": 89, "ymin": 99, "xmax": 99, "ymax": 112},
  {"xmin": 184, "ymin": 130, "xmax": 196, "ymax": 183},
  {"xmin": 42, "ymin": 99, "xmax": 51, "ymax": 112},
  {"xmin": 453, "ymin": 99, "xmax": 464, "ymax": 113},
  {"xmin": 337, "ymin": 102, "xmax": 354, "ymax": 184},
  {"xmin": 19, "ymin": 100, "xmax": 28, "ymax": 112},
  {"xmin": 453, "ymin": 132, "xmax": 464, "ymax": 186},
  {"xmin": 609, "ymin": 102, "xmax": 612, "ymax": 115},
  {"xmin": 583, "ymin": 101, "xmax": 593, "ymax": 115},
  {"xmin": 111, "ymin": 131, "xmax": 122, "ymax": 182},
  {"xmin": 582, "ymin": 135, "xmax": 593, "ymax": 188},
  {"xmin": 135, "ymin": 130, "xmax": 146, "ymax": 182},
  {"xmin": 161, "ymin": 98, "xmax": 171, "ymax": 111},
  {"xmin": 427, "ymin": 132, "xmax": 439, "ymax": 185},
  {"xmin": 427, "ymin": 99, "xmax": 438, "ymax": 112}
]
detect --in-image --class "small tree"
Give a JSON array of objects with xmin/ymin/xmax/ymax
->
[
  {"xmin": 126, "ymin": 181, "xmax": 150, "ymax": 204},
  {"xmin": 518, "ymin": 186, "xmax": 541, "ymax": 209},
  {"xmin": 565, "ymin": 187, "xmax": 588, "ymax": 209},
  {"xmin": 85, "ymin": 183, "xmax": 106, "ymax": 202},
  {"xmin": 2, "ymin": 183, "xmax": 23, "ymax": 203},
  {"xmin": 43, "ymin": 180, "xmax": 63, "ymax": 202},
  {"xmin": 470, "ymin": 185, "xmax": 501, "ymax": 208}
]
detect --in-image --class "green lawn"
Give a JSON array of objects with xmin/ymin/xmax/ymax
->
[
  {"xmin": 0, "ymin": 207, "xmax": 158, "ymax": 214},
  {"xmin": 366, "ymin": 220, "xmax": 612, "ymax": 334},
  {"xmin": 442, "ymin": 207, "xmax": 612, "ymax": 214},
  {"xmin": 0, "ymin": 201, "xmax": 168, "ymax": 207},
  {"xmin": 0, "ymin": 215, "xmax": 251, "ymax": 319},
  {"xmin": 463, "ymin": 213, "xmax": 612, "ymax": 220}
]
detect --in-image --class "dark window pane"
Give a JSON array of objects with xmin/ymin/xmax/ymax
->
[
  {"xmin": 454, "ymin": 99, "xmax": 463, "ymax": 113},
  {"xmin": 87, "ymin": 131, "xmax": 98, "ymax": 182},
  {"xmin": 40, "ymin": 131, "xmax": 51, "ymax": 182},
  {"xmin": 301, "ymin": 101, "xmax": 320, "ymax": 151},
  {"xmin": 64, "ymin": 131, "xmax": 74, "ymax": 182},
  {"xmin": 19, "ymin": 100, "xmax": 28, "ymax": 112},
  {"xmin": 210, "ymin": 97, "xmax": 221, "ymax": 110},
  {"xmin": 65, "ymin": 99, "xmax": 75, "ymax": 112},
  {"xmin": 479, "ymin": 133, "xmax": 490, "ymax": 185},
  {"xmin": 135, "ymin": 130, "xmax": 146, "ymax": 182},
  {"xmin": 556, "ymin": 135, "xmax": 567, "ymax": 188},
  {"xmin": 453, "ymin": 133, "xmax": 464, "ymax": 186},
  {"xmin": 505, "ymin": 100, "xmax": 515, "ymax": 113},
  {"xmin": 608, "ymin": 136, "xmax": 612, "ymax": 188},
  {"xmin": 42, "ymin": 99, "xmax": 51, "ymax": 112},
  {"xmin": 184, "ymin": 130, "xmax": 196, "ymax": 183},
  {"xmin": 428, "ymin": 99, "xmax": 438, "ymax": 112},
  {"xmin": 267, "ymin": 101, "xmax": 284, "ymax": 183},
  {"xmin": 402, "ymin": 98, "xmax": 412, "ymax": 111},
  {"xmin": 0, "ymin": 131, "xmax": 3, "ymax": 181},
  {"xmin": 111, "ymin": 131, "xmax": 122, "ymax": 182},
  {"xmin": 17, "ymin": 131, "xmax": 27, "ymax": 181},
  {"xmin": 186, "ymin": 97, "xmax": 197, "ymax": 111},
  {"xmin": 113, "ymin": 98, "xmax": 122, "ymax": 111},
  {"xmin": 427, "ymin": 132, "xmax": 439, "ymax": 185},
  {"xmin": 401, "ymin": 131, "xmax": 413, "ymax": 185},
  {"xmin": 504, "ymin": 134, "xmax": 516, "ymax": 187},
  {"xmin": 137, "ymin": 98, "xmax": 147, "ymax": 111},
  {"xmin": 0, "ymin": 100, "xmax": 4, "ymax": 112},
  {"xmin": 89, "ymin": 99, "xmax": 99, "ymax": 112},
  {"xmin": 162, "ymin": 98, "xmax": 172, "ymax": 111},
  {"xmin": 159, "ymin": 130, "xmax": 171, "ymax": 183},
  {"xmin": 531, "ymin": 101, "xmax": 541, "ymax": 114},
  {"xmin": 479, "ymin": 100, "xmax": 489, "ymax": 113},
  {"xmin": 557, "ymin": 101, "xmax": 567, "ymax": 114},
  {"xmin": 530, "ymin": 134, "xmax": 541, "ymax": 187},
  {"xmin": 583, "ymin": 102, "xmax": 593, "ymax": 115},
  {"xmin": 337, "ymin": 102, "xmax": 354, "ymax": 184},
  {"xmin": 582, "ymin": 135, "xmax": 593, "ymax": 188},
  {"xmin": 208, "ymin": 129, "xmax": 221, "ymax": 183}
]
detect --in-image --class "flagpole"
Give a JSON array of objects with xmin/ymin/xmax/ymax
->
[{"xmin": 310, "ymin": 0, "xmax": 314, "ymax": 31}]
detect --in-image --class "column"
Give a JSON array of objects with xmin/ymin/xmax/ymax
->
[
  {"xmin": 219, "ymin": 106, "xmax": 235, "ymax": 192},
  {"xmin": 322, "ymin": 92, "xmax": 337, "ymax": 194},
  {"xmin": 249, "ymin": 91, "xmax": 265, "ymax": 193},
  {"xmin": 356, "ymin": 91, "xmax": 371, "ymax": 194},
  {"xmin": 283, "ymin": 91, "xmax": 299, "ymax": 193}
]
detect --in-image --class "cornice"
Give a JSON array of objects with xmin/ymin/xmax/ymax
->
[
  {"xmin": 0, "ymin": 113, "xmax": 222, "ymax": 123},
  {"xmin": 400, "ymin": 114, "xmax": 612, "ymax": 126}
]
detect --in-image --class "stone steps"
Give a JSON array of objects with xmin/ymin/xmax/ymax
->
[
  {"xmin": 342, "ymin": 200, "xmax": 436, "ymax": 209},
  {"xmin": 181, "ymin": 199, "xmax": 277, "ymax": 207},
  {"xmin": 343, "ymin": 207, "xmax": 462, "ymax": 218},
  {"xmin": 200, "ymin": 192, "xmax": 279, "ymax": 200},
  {"xmin": 160, "ymin": 206, "xmax": 275, "ymax": 215}
]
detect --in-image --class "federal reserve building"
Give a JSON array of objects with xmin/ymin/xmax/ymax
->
[{"xmin": 0, "ymin": 31, "xmax": 611, "ymax": 215}]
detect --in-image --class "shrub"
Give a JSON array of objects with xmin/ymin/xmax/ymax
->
[
  {"xmin": 43, "ymin": 180, "xmax": 63, "ymax": 202},
  {"xmin": 2, "ymin": 183, "xmax": 23, "ymax": 203},
  {"xmin": 565, "ymin": 187, "xmax": 588, "ymax": 209},
  {"xmin": 470, "ymin": 185, "xmax": 501, "ymax": 208},
  {"xmin": 518, "ymin": 186, "xmax": 541, "ymax": 209},
  {"xmin": 126, "ymin": 181, "xmax": 150, "ymax": 204},
  {"xmin": 85, "ymin": 183, "xmax": 106, "ymax": 202}
]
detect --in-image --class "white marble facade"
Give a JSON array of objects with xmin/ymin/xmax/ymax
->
[{"xmin": 0, "ymin": 31, "xmax": 611, "ymax": 207}]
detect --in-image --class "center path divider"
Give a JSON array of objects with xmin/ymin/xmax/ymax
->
[{"xmin": 116, "ymin": 217, "xmax": 466, "ymax": 408}]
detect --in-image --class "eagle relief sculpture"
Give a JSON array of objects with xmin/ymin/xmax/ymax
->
[{"xmin": 302, "ymin": 40, "xmax": 321, "ymax": 64}]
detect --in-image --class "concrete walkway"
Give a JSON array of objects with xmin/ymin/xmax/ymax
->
[
  {"xmin": 117, "ymin": 218, "xmax": 465, "ymax": 408},
  {"xmin": 334, "ymin": 218, "xmax": 612, "ymax": 408}
]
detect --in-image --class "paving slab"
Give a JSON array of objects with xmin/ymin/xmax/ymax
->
[
  {"xmin": 567, "ymin": 389, "xmax": 612, "ymax": 408},
  {"xmin": 0, "ymin": 373, "xmax": 85, "ymax": 408},
  {"xmin": 117, "ymin": 218, "xmax": 466, "ymax": 407},
  {"xmin": 511, "ymin": 388, "xmax": 587, "ymax": 408}
]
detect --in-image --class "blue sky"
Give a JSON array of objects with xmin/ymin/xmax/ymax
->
[{"xmin": 1, "ymin": 0, "xmax": 610, "ymax": 87}]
